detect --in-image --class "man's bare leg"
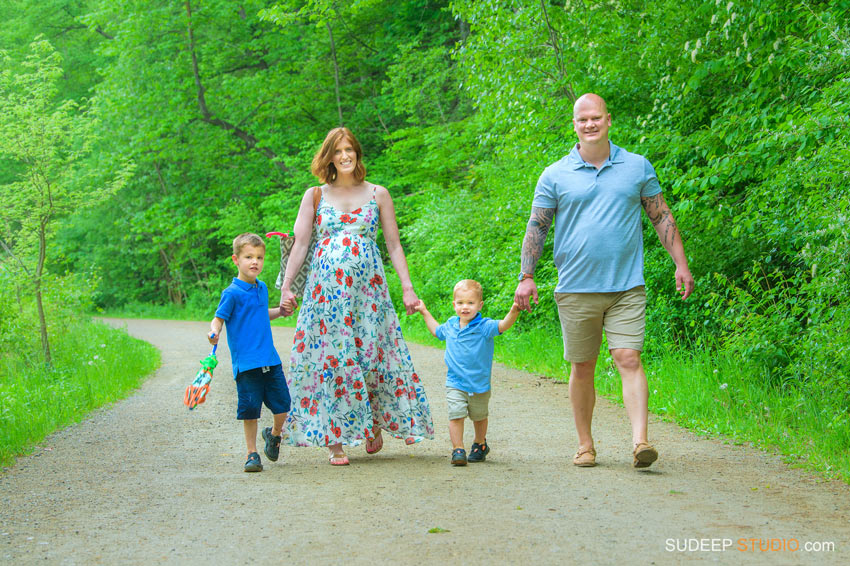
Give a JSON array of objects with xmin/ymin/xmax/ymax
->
[
  {"xmin": 610, "ymin": 348, "xmax": 648, "ymax": 446},
  {"xmin": 569, "ymin": 358, "xmax": 598, "ymax": 452}
]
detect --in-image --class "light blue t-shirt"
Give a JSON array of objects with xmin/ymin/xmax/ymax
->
[
  {"xmin": 215, "ymin": 278, "xmax": 281, "ymax": 378},
  {"xmin": 435, "ymin": 313, "xmax": 502, "ymax": 394},
  {"xmin": 532, "ymin": 142, "xmax": 662, "ymax": 293}
]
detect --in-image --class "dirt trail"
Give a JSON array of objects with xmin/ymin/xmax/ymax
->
[{"xmin": 1, "ymin": 319, "xmax": 848, "ymax": 565}]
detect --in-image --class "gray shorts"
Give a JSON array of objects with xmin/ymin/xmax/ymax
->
[
  {"xmin": 446, "ymin": 387, "xmax": 491, "ymax": 421},
  {"xmin": 554, "ymin": 286, "xmax": 646, "ymax": 362}
]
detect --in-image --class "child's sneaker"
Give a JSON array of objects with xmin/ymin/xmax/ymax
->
[
  {"xmin": 244, "ymin": 451, "xmax": 263, "ymax": 472},
  {"xmin": 262, "ymin": 426, "xmax": 281, "ymax": 462},
  {"xmin": 451, "ymin": 448, "xmax": 467, "ymax": 466},
  {"xmin": 468, "ymin": 440, "xmax": 490, "ymax": 463}
]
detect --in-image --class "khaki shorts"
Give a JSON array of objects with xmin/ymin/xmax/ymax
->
[
  {"xmin": 554, "ymin": 286, "xmax": 646, "ymax": 362},
  {"xmin": 446, "ymin": 387, "xmax": 491, "ymax": 421}
]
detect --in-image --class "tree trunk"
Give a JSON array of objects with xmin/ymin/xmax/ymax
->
[
  {"xmin": 326, "ymin": 22, "xmax": 344, "ymax": 126},
  {"xmin": 36, "ymin": 219, "xmax": 52, "ymax": 365},
  {"xmin": 159, "ymin": 248, "xmax": 185, "ymax": 306}
]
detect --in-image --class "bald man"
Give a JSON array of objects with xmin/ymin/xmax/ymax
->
[{"xmin": 514, "ymin": 93, "xmax": 694, "ymax": 469}]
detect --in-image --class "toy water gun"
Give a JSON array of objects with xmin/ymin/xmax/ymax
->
[{"xmin": 184, "ymin": 337, "xmax": 218, "ymax": 410}]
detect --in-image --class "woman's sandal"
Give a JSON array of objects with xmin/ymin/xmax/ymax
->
[
  {"xmin": 328, "ymin": 452, "xmax": 350, "ymax": 466},
  {"xmin": 573, "ymin": 447, "xmax": 597, "ymax": 467},
  {"xmin": 365, "ymin": 432, "xmax": 383, "ymax": 455}
]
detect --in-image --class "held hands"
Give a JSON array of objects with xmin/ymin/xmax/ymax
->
[
  {"xmin": 675, "ymin": 265, "xmax": 695, "ymax": 300},
  {"xmin": 514, "ymin": 278, "xmax": 538, "ymax": 312},
  {"xmin": 279, "ymin": 288, "xmax": 298, "ymax": 317},
  {"xmin": 414, "ymin": 300, "xmax": 429, "ymax": 315},
  {"xmin": 402, "ymin": 287, "xmax": 420, "ymax": 316}
]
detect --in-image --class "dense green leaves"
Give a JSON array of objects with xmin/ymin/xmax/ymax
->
[{"xmin": 1, "ymin": 0, "xmax": 848, "ymax": 409}]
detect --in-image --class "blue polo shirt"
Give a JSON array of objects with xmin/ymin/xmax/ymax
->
[
  {"xmin": 435, "ymin": 314, "xmax": 502, "ymax": 394},
  {"xmin": 215, "ymin": 278, "xmax": 281, "ymax": 378},
  {"xmin": 533, "ymin": 142, "xmax": 662, "ymax": 293}
]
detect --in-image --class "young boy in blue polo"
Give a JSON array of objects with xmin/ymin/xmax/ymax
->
[
  {"xmin": 416, "ymin": 279, "xmax": 520, "ymax": 466},
  {"xmin": 208, "ymin": 233, "xmax": 290, "ymax": 472}
]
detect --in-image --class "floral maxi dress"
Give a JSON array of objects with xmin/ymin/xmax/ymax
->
[{"xmin": 286, "ymin": 190, "xmax": 435, "ymax": 447}]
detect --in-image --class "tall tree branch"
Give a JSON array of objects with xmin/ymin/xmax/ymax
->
[
  {"xmin": 184, "ymin": 0, "xmax": 287, "ymax": 173},
  {"xmin": 94, "ymin": 25, "xmax": 114, "ymax": 40},
  {"xmin": 335, "ymin": 14, "xmax": 379, "ymax": 54},
  {"xmin": 326, "ymin": 22, "xmax": 344, "ymax": 126},
  {"xmin": 0, "ymin": 236, "xmax": 32, "ymax": 276},
  {"xmin": 540, "ymin": 0, "xmax": 576, "ymax": 102}
]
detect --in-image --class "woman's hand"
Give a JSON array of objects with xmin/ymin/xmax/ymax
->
[
  {"xmin": 279, "ymin": 289, "xmax": 298, "ymax": 317},
  {"xmin": 402, "ymin": 287, "xmax": 420, "ymax": 315}
]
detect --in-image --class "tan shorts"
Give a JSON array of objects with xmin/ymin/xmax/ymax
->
[
  {"xmin": 554, "ymin": 286, "xmax": 646, "ymax": 362},
  {"xmin": 446, "ymin": 387, "xmax": 491, "ymax": 421}
]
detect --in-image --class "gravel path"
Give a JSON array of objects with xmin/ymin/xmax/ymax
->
[{"xmin": 1, "ymin": 319, "xmax": 848, "ymax": 565}]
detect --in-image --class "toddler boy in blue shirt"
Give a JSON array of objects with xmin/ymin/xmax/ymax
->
[
  {"xmin": 416, "ymin": 279, "xmax": 520, "ymax": 465},
  {"xmin": 208, "ymin": 233, "xmax": 290, "ymax": 473}
]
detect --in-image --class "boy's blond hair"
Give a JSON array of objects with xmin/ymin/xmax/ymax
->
[
  {"xmin": 232, "ymin": 233, "xmax": 265, "ymax": 256},
  {"xmin": 453, "ymin": 279, "xmax": 483, "ymax": 301}
]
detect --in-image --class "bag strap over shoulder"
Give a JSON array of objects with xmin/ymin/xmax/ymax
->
[{"xmin": 312, "ymin": 186, "xmax": 321, "ymax": 219}]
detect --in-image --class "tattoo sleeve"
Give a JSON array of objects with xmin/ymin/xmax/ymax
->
[
  {"xmin": 641, "ymin": 193, "xmax": 680, "ymax": 250},
  {"xmin": 521, "ymin": 207, "xmax": 555, "ymax": 274}
]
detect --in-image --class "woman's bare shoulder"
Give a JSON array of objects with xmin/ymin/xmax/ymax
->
[{"xmin": 371, "ymin": 184, "xmax": 391, "ymax": 200}]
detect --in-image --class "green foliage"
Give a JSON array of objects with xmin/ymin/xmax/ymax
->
[
  {"xmin": 0, "ymin": 316, "xmax": 160, "ymax": 466},
  {"xmin": 638, "ymin": 349, "xmax": 850, "ymax": 483},
  {"xmin": 0, "ymin": 37, "xmax": 130, "ymax": 362},
  {"xmin": 0, "ymin": 266, "xmax": 160, "ymax": 465}
]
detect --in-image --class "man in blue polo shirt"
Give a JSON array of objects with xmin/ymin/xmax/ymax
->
[
  {"xmin": 514, "ymin": 93, "xmax": 694, "ymax": 469},
  {"xmin": 416, "ymin": 280, "xmax": 520, "ymax": 466},
  {"xmin": 209, "ymin": 233, "xmax": 291, "ymax": 473}
]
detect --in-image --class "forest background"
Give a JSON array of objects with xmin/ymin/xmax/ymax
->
[{"xmin": 1, "ymin": 0, "xmax": 848, "ymax": 481}]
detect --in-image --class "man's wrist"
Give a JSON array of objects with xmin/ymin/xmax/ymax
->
[{"xmin": 518, "ymin": 271, "xmax": 534, "ymax": 282}]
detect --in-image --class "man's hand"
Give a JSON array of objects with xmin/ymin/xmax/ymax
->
[
  {"xmin": 676, "ymin": 265, "xmax": 695, "ymax": 300},
  {"xmin": 514, "ymin": 278, "xmax": 539, "ymax": 312}
]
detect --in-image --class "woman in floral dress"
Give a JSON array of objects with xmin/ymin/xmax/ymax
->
[{"xmin": 279, "ymin": 127, "xmax": 434, "ymax": 465}]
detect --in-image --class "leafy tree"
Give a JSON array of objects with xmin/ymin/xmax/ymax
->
[{"xmin": 0, "ymin": 38, "xmax": 128, "ymax": 363}]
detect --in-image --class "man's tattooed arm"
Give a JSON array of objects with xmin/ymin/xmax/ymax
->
[
  {"xmin": 641, "ymin": 192, "xmax": 695, "ymax": 300},
  {"xmin": 521, "ymin": 207, "xmax": 556, "ymax": 275},
  {"xmin": 641, "ymin": 193, "xmax": 679, "ymax": 250}
]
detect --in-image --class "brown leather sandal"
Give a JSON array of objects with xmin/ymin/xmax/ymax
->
[
  {"xmin": 633, "ymin": 442, "xmax": 658, "ymax": 468},
  {"xmin": 573, "ymin": 447, "xmax": 597, "ymax": 467}
]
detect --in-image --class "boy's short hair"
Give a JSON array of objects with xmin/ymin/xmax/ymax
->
[
  {"xmin": 453, "ymin": 279, "xmax": 483, "ymax": 301},
  {"xmin": 232, "ymin": 233, "xmax": 265, "ymax": 256}
]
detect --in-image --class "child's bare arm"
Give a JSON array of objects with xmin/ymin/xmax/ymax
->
[
  {"xmin": 209, "ymin": 317, "xmax": 224, "ymax": 344},
  {"xmin": 415, "ymin": 301, "xmax": 440, "ymax": 338},
  {"xmin": 498, "ymin": 302, "xmax": 521, "ymax": 333},
  {"xmin": 268, "ymin": 307, "xmax": 281, "ymax": 321}
]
